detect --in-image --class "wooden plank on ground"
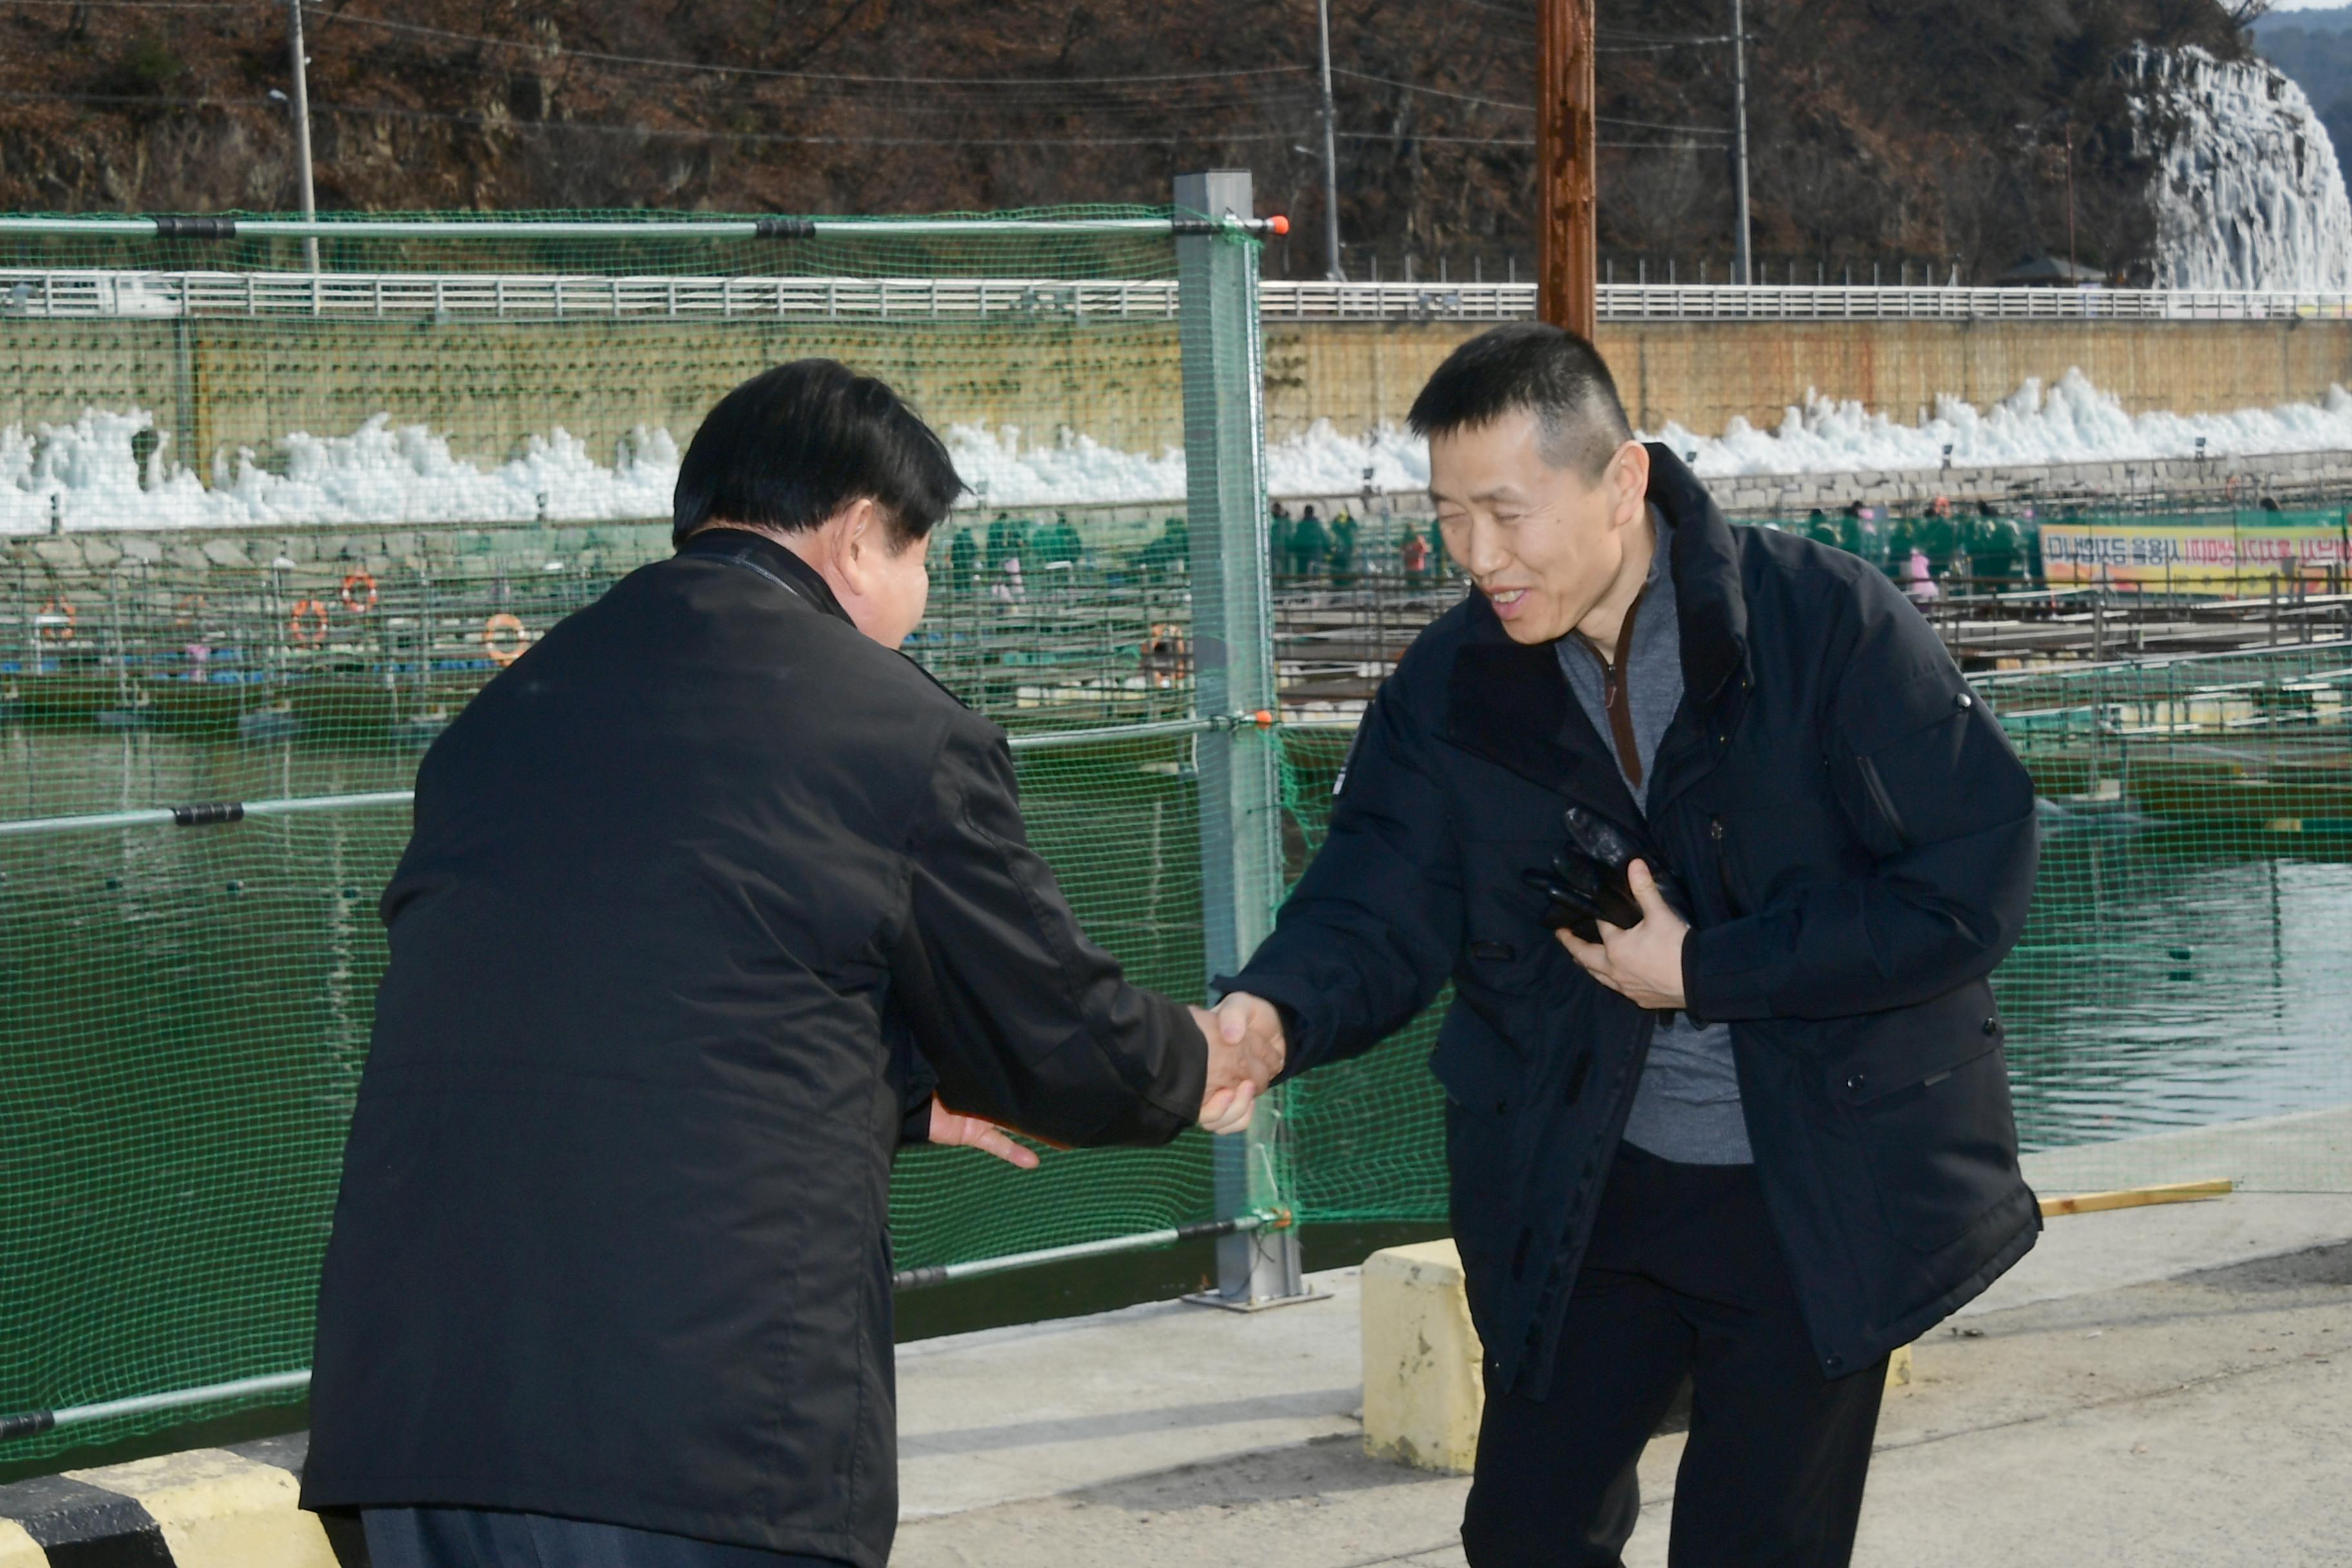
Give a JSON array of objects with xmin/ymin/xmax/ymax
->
[{"xmin": 2040, "ymin": 1178, "xmax": 2235, "ymax": 1218}]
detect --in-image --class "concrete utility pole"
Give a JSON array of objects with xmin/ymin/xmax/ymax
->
[
  {"xmin": 1730, "ymin": 0, "xmax": 1752, "ymax": 286},
  {"xmin": 286, "ymin": 0, "xmax": 320, "ymax": 271},
  {"xmin": 1315, "ymin": 0, "xmax": 1344, "ymax": 279},
  {"xmin": 1536, "ymin": 0, "xmax": 1598, "ymax": 335}
]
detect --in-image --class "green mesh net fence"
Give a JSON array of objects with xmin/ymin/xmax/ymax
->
[
  {"xmin": 4, "ymin": 210, "xmax": 2350, "ymax": 1472},
  {"xmin": 1277, "ymin": 640, "xmax": 2352, "ymax": 1230},
  {"xmin": 0, "ymin": 208, "xmax": 1274, "ymax": 1464}
]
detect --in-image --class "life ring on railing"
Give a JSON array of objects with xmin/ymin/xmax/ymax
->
[
  {"xmin": 1141, "ymin": 622, "xmax": 1191, "ymax": 687},
  {"xmin": 35, "ymin": 599, "xmax": 75, "ymax": 642},
  {"xmin": 340, "ymin": 571, "xmax": 378, "ymax": 614},
  {"xmin": 482, "ymin": 612, "xmax": 531, "ymax": 666},
  {"xmin": 289, "ymin": 600, "xmax": 330, "ymax": 646}
]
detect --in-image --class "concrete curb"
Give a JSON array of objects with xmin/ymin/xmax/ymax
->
[
  {"xmin": 0, "ymin": 1435, "xmax": 361, "ymax": 1567},
  {"xmin": 1360, "ymin": 1239, "xmax": 1913, "ymax": 1474}
]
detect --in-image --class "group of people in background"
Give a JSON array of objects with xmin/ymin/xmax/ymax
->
[
  {"xmin": 939, "ymin": 491, "xmax": 2039, "ymax": 604},
  {"xmin": 1801, "ymin": 493, "xmax": 2037, "ymax": 603},
  {"xmin": 934, "ymin": 501, "xmax": 1446, "ymax": 596}
]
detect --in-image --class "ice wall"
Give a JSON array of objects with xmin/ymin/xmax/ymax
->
[
  {"xmin": 10, "ymin": 373, "xmax": 2352, "ymax": 533},
  {"xmin": 2139, "ymin": 44, "xmax": 2352, "ymax": 290}
]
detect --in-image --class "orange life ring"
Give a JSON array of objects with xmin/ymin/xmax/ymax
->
[
  {"xmin": 482, "ymin": 612, "xmax": 531, "ymax": 666},
  {"xmin": 289, "ymin": 600, "xmax": 329, "ymax": 646},
  {"xmin": 35, "ymin": 598, "xmax": 75, "ymax": 642},
  {"xmin": 340, "ymin": 571, "xmax": 378, "ymax": 614}
]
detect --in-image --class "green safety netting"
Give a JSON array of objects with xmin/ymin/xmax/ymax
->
[
  {"xmin": 0, "ymin": 208, "xmax": 1268, "ymax": 1464},
  {"xmin": 1279, "ymin": 644, "xmax": 2352, "ymax": 1226},
  {"xmin": 3, "ymin": 210, "xmax": 2349, "ymax": 1475}
]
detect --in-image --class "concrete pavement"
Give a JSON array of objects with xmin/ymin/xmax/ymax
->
[{"xmin": 894, "ymin": 1132, "xmax": 2352, "ymax": 1567}]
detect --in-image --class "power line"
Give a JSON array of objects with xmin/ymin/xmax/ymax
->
[
  {"xmin": 5, "ymin": 1, "xmax": 266, "ymax": 10},
  {"xmin": 1329, "ymin": 67, "xmax": 1531, "ymax": 112},
  {"xmin": 1599, "ymin": 113, "xmax": 1732, "ymax": 137},
  {"xmin": 1598, "ymin": 27, "xmax": 1745, "ymax": 46},
  {"xmin": 1, "ymin": 90, "xmax": 1725, "ymax": 157},
  {"xmin": 1326, "ymin": 68, "xmax": 1731, "ymax": 137},
  {"xmin": 0, "ymin": 89, "xmax": 1318, "ymax": 148},
  {"xmin": 1337, "ymin": 130, "xmax": 1723, "ymax": 151},
  {"xmin": 316, "ymin": 43, "xmax": 1315, "ymax": 118},
  {"xmin": 303, "ymin": 6, "xmax": 1313, "ymax": 90}
]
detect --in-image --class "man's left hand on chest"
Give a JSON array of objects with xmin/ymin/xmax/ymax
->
[{"xmin": 1556, "ymin": 859, "xmax": 1689, "ymax": 1010}]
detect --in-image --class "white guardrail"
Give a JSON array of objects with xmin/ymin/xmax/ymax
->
[{"xmin": 6, "ymin": 271, "xmax": 2352, "ymax": 323}]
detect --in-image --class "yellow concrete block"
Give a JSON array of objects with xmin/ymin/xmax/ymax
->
[
  {"xmin": 68, "ymin": 1447, "xmax": 338, "ymax": 1568},
  {"xmin": 1362, "ymin": 1239, "xmax": 1485, "ymax": 1473},
  {"xmin": 0, "ymin": 1518, "xmax": 46, "ymax": 1568},
  {"xmin": 1362, "ymin": 1237, "xmax": 1916, "ymax": 1473}
]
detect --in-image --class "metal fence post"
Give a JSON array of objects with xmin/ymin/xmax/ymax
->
[{"xmin": 1176, "ymin": 169, "xmax": 1306, "ymax": 1308}]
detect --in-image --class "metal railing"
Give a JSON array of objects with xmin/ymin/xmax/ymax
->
[
  {"xmin": 12, "ymin": 270, "xmax": 2352, "ymax": 324},
  {"xmin": 0, "ymin": 270, "xmax": 1186, "ymax": 322},
  {"xmin": 1272, "ymin": 282, "xmax": 2352, "ymax": 322}
]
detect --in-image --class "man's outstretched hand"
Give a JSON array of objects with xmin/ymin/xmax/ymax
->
[
  {"xmin": 1193, "ymin": 995, "xmax": 1288, "ymax": 1135},
  {"xmin": 925, "ymin": 1097, "xmax": 1042, "ymax": 1170},
  {"xmin": 1555, "ymin": 858, "xmax": 1689, "ymax": 1010}
]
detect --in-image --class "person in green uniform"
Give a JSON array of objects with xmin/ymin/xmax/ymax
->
[
  {"xmin": 1139, "ymin": 515, "xmax": 1188, "ymax": 580},
  {"xmin": 1329, "ymin": 507, "xmax": 1360, "ymax": 588},
  {"xmin": 985, "ymin": 511, "xmax": 1031, "ymax": 573},
  {"xmin": 948, "ymin": 524, "xmax": 979, "ymax": 595},
  {"xmin": 1291, "ymin": 504, "xmax": 1331, "ymax": 583},
  {"xmin": 1032, "ymin": 512, "xmax": 1083, "ymax": 572},
  {"xmin": 1919, "ymin": 496, "xmax": 1959, "ymax": 580},
  {"xmin": 1971, "ymin": 507, "xmax": 2021, "ymax": 587},
  {"xmin": 1268, "ymin": 502, "xmax": 1295, "ymax": 583}
]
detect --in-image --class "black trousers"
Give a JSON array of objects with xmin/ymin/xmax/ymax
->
[
  {"xmin": 1460, "ymin": 1143, "xmax": 1887, "ymax": 1568},
  {"xmin": 362, "ymin": 1507, "xmax": 849, "ymax": 1568}
]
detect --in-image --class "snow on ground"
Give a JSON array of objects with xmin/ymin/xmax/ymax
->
[
  {"xmin": 948, "ymin": 420, "xmax": 1431, "ymax": 508},
  {"xmin": 6, "ymin": 369, "xmax": 2352, "ymax": 533},
  {"xmin": 0, "ymin": 409, "xmax": 680, "ymax": 533},
  {"xmin": 1657, "ymin": 369, "xmax": 2352, "ymax": 479}
]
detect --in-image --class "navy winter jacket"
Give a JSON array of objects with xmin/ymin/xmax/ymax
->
[{"xmin": 1231, "ymin": 446, "xmax": 2043, "ymax": 1392}]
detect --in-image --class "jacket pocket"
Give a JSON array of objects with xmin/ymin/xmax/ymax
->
[
  {"xmin": 1830, "ymin": 662, "xmax": 1983, "ymax": 858},
  {"xmin": 1432, "ymin": 1001, "xmax": 1528, "ymax": 1125},
  {"xmin": 1828, "ymin": 990, "xmax": 2022, "ymax": 1253}
]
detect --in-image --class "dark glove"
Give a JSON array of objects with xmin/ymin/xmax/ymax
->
[{"xmin": 1522, "ymin": 805, "xmax": 1689, "ymax": 942}]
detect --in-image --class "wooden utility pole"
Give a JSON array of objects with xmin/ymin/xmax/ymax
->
[{"xmin": 1536, "ymin": 0, "xmax": 1597, "ymax": 336}]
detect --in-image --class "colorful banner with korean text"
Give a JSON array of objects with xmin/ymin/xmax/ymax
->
[{"xmin": 2041, "ymin": 511, "xmax": 2352, "ymax": 591}]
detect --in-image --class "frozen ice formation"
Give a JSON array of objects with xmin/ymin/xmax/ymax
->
[{"xmin": 2138, "ymin": 44, "xmax": 2352, "ymax": 291}]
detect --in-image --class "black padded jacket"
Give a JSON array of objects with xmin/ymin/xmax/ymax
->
[
  {"xmin": 300, "ymin": 529, "xmax": 1204, "ymax": 1566},
  {"xmin": 1230, "ymin": 446, "xmax": 2042, "ymax": 1396}
]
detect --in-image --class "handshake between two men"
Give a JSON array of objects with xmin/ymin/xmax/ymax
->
[
  {"xmin": 922, "ymin": 999, "xmax": 1290, "ymax": 1168},
  {"xmin": 1184, "ymin": 850, "xmax": 1694, "ymax": 1151}
]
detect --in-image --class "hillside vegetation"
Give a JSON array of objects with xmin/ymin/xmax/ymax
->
[{"xmin": 0, "ymin": 0, "xmax": 2253, "ymax": 282}]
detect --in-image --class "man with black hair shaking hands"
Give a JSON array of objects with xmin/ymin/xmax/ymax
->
[
  {"xmin": 303, "ymin": 360, "xmax": 1277, "ymax": 1568},
  {"xmin": 1211, "ymin": 324, "xmax": 2041, "ymax": 1567}
]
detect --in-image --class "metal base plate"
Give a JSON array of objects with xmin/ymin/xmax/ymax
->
[{"xmin": 1180, "ymin": 1286, "xmax": 1333, "ymax": 1314}]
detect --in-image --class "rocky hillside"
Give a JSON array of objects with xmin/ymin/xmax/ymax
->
[{"xmin": 0, "ymin": 0, "xmax": 2256, "ymax": 282}]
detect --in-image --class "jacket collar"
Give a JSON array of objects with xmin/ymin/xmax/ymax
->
[
  {"xmin": 1644, "ymin": 442, "xmax": 1750, "ymax": 709},
  {"xmin": 677, "ymin": 526, "xmax": 854, "ymax": 625},
  {"xmin": 1438, "ymin": 442, "xmax": 1751, "ymax": 807}
]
